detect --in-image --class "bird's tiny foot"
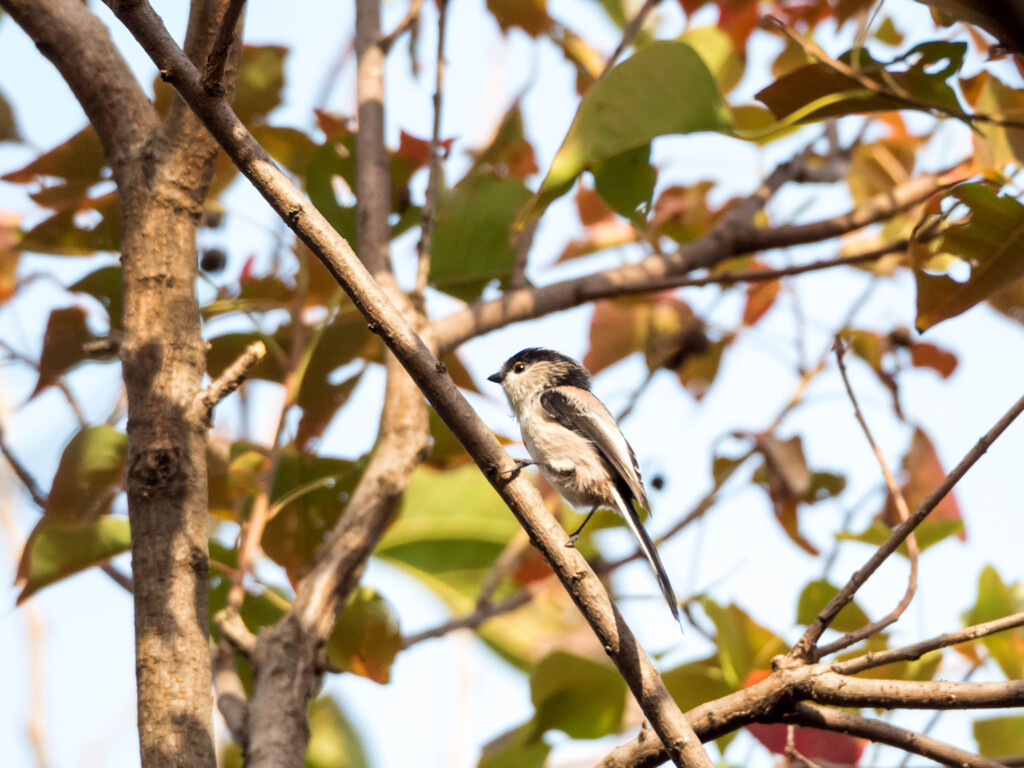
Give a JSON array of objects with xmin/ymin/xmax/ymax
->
[
  {"xmin": 564, "ymin": 534, "xmax": 580, "ymax": 548},
  {"xmin": 499, "ymin": 458, "xmax": 534, "ymax": 479}
]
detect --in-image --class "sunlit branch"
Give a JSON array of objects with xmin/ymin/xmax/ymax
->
[
  {"xmin": 431, "ymin": 165, "xmax": 950, "ymax": 353},
  {"xmin": 602, "ymin": 0, "xmax": 663, "ymax": 75},
  {"xmin": 202, "ymin": 0, "xmax": 246, "ymax": 92},
  {"xmin": 783, "ymin": 702, "xmax": 1003, "ymax": 768},
  {"xmin": 379, "ymin": 0, "xmax": 423, "ymax": 53},
  {"xmin": 787, "ymin": 384, "xmax": 1024, "ymax": 662},
  {"xmin": 414, "ymin": 0, "xmax": 448, "ymax": 296},
  {"xmin": 833, "ymin": 610, "xmax": 1024, "ymax": 675},
  {"xmin": 815, "ymin": 337, "xmax": 919, "ymax": 658}
]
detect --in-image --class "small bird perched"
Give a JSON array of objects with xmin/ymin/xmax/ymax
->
[{"xmin": 488, "ymin": 347, "xmax": 682, "ymax": 629}]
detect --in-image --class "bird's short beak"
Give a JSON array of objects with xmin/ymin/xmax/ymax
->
[{"xmin": 487, "ymin": 371, "xmax": 503, "ymax": 384}]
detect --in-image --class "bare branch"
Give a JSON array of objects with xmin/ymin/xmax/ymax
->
[
  {"xmin": 100, "ymin": 563, "xmax": 135, "ymax": 594},
  {"xmin": 402, "ymin": 590, "xmax": 532, "ymax": 648},
  {"xmin": 834, "ymin": 610, "xmax": 1024, "ymax": 675},
  {"xmin": 431, "ymin": 167, "xmax": 950, "ymax": 353},
  {"xmin": 213, "ymin": 639, "xmax": 249, "ymax": 749},
  {"xmin": 379, "ymin": 0, "xmax": 423, "ymax": 53},
  {"xmin": 202, "ymin": 0, "xmax": 247, "ymax": 93},
  {"xmin": 785, "ymin": 702, "xmax": 1005, "ymax": 768},
  {"xmin": 215, "ymin": 608, "xmax": 258, "ymax": 656},
  {"xmin": 602, "ymin": 0, "xmax": 662, "ymax": 75},
  {"xmin": 785, "ymin": 724, "xmax": 824, "ymax": 768},
  {"xmin": 0, "ymin": 424, "xmax": 49, "ymax": 509},
  {"xmin": 191, "ymin": 340, "xmax": 266, "ymax": 424},
  {"xmin": 812, "ymin": 337, "xmax": 919, "ymax": 658},
  {"xmin": 414, "ymin": 0, "xmax": 448, "ymax": 296},
  {"xmin": 788, "ymin": 384, "xmax": 1024, "ymax": 662}
]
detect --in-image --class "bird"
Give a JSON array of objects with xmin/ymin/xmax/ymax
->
[{"xmin": 487, "ymin": 347, "xmax": 682, "ymax": 629}]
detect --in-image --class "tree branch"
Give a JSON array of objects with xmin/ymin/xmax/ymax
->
[
  {"xmin": 379, "ymin": 0, "xmax": 423, "ymax": 54},
  {"xmin": 414, "ymin": 0, "xmax": 448, "ymax": 296},
  {"xmin": 202, "ymin": 0, "xmax": 246, "ymax": 92},
  {"xmin": 103, "ymin": 4, "xmax": 714, "ymax": 765},
  {"xmin": 602, "ymin": 0, "xmax": 662, "ymax": 75},
  {"xmin": 190, "ymin": 340, "xmax": 266, "ymax": 425},
  {"xmin": 788, "ymin": 383, "xmax": 1024, "ymax": 662},
  {"xmin": 431, "ymin": 167, "xmax": 950, "ymax": 353},
  {"xmin": 784, "ymin": 702, "xmax": 1005, "ymax": 768},
  {"xmin": 834, "ymin": 610, "xmax": 1024, "ymax": 675},
  {"xmin": 815, "ymin": 337, "xmax": 919, "ymax": 658}
]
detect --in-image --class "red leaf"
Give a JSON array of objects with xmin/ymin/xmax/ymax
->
[
  {"xmin": 742, "ymin": 275, "xmax": 781, "ymax": 326},
  {"xmin": 747, "ymin": 722, "xmax": 867, "ymax": 765},
  {"xmin": 909, "ymin": 341, "xmax": 957, "ymax": 378}
]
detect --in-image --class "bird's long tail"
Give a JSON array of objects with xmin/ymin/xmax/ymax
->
[{"xmin": 615, "ymin": 496, "xmax": 684, "ymax": 632}]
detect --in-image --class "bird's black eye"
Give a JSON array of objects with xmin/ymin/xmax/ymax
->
[{"xmin": 513, "ymin": 362, "xmax": 525, "ymax": 373}]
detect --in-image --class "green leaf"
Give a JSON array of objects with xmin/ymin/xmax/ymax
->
[
  {"xmin": 681, "ymin": 25, "xmax": 744, "ymax": 94},
  {"xmin": 591, "ymin": 144, "xmax": 656, "ymax": 225},
  {"xmin": 430, "ymin": 172, "xmax": 533, "ymax": 301},
  {"xmin": 477, "ymin": 721, "xmax": 550, "ymax": 768},
  {"xmin": 836, "ymin": 517, "xmax": 964, "ymax": 556},
  {"xmin": 234, "ymin": 45, "xmax": 287, "ymax": 125},
  {"xmin": 20, "ymin": 192, "xmax": 120, "ymax": 256},
  {"xmin": 307, "ymin": 696, "xmax": 370, "ymax": 768},
  {"xmin": 262, "ymin": 448, "xmax": 363, "ymax": 583},
  {"xmin": 44, "ymin": 426, "xmax": 127, "ymax": 525},
  {"xmin": 915, "ymin": 182, "xmax": 1024, "ymax": 331},
  {"xmin": 306, "ymin": 137, "xmax": 358, "ymax": 245},
  {"xmin": 662, "ymin": 654, "xmax": 733, "ymax": 713},
  {"xmin": 756, "ymin": 42, "xmax": 967, "ymax": 125},
  {"xmin": 68, "ymin": 265, "xmax": 124, "ymax": 330},
  {"xmin": 523, "ymin": 40, "xmax": 731, "ymax": 223},
  {"xmin": 530, "ymin": 651, "xmax": 626, "ymax": 739},
  {"xmin": 326, "ymin": 586, "xmax": 402, "ymax": 684},
  {"xmin": 207, "ymin": 331, "xmax": 287, "ymax": 383},
  {"xmin": 702, "ymin": 598, "xmax": 788, "ymax": 689},
  {"xmin": 796, "ymin": 579, "xmax": 870, "ymax": 632},
  {"xmin": 252, "ymin": 125, "xmax": 318, "ymax": 177},
  {"xmin": 964, "ymin": 566, "xmax": 1024, "ymax": 679},
  {"xmin": 974, "ymin": 715, "xmax": 1024, "ymax": 759},
  {"xmin": 16, "ymin": 516, "xmax": 130, "ymax": 604},
  {"xmin": 1, "ymin": 124, "xmax": 105, "ymax": 187}
]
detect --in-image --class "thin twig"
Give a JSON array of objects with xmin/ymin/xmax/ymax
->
[
  {"xmin": 379, "ymin": 0, "xmax": 423, "ymax": 53},
  {"xmin": 816, "ymin": 337, "xmax": 919, "ymax": 658},
  {"xmin": 785, "ymin": 724, "xmax": 824, "ymax": 768},
  {"xmin": 100, "ymin": 563, "xmax": 134, "ymax": 594},
  {"xmin": 191, "ymin": 340, "xmax": 266, "ymax": 425},
  {"xmin": 784, "ymin": 702, "xmax": 1006, "ymax": 768},
  {"xmin": 601, "ymin": 0, "xmax": 662, "ymax": 76},
  {"xmin": 215, "ymin": 608, "xmax": 258, "ymax": 656},
  {"xmin": 834, "ymin": 611, "xmax": 1024, "ymax": 675},
  {"xmin": 202, "ymin": 0, "xmax": 247, "ymax": 93},
  {"xmin": 414, "ymin": 0, "xmax": 447, "ymax": 296},
  {"xmin": 0, "ymin": 424, "xmax": 49, "ymax": 508},
  {"xmin": 763, "ymin": 14, "xmax": 1024, "ymax": 131},
  {"xmin": 213, "ymin": 638, "xmax": 250, "ymax": 748},
  {"xmin": 475, "ymin": 528, "xmax": 531, "ymax": 609},
  {"xmin": 402, "ymin": 590, "xmax": 532, "ymax": 648},
  {"xmin": 789, "ymin": 385, "xmax": 1024, "ymax": 662}
]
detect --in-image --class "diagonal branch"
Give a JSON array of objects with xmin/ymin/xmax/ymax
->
[
  {"xmin": 788, "ymin": 384, "xmax": 1024, "ymax": 662},
  {"xmin": 414, "ymin": 0, "xmax": 448, "ymax": 296},
  {"xmin": 834, "ymin": 610, "xmax": 1024, "ymax": 676},
  {"xmin": 102, "ymin": 3, "xmax": 713, "ymax": 766},
  {"xmin": 813, "ymin": 337, "xmax": 919, "ymax": 659},
  {"xmin": 783, "ymin": 702, "xmax": 1005, "ymax": 768}
]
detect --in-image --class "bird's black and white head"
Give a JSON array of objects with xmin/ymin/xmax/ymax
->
[{"xmin": 487, "ymin": 347, "xmax": 591, "ymax": 413}]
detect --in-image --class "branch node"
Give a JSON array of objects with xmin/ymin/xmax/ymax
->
[{"xmin": 192, "ymin": 341, "xmax": 266, "ymax": 425}]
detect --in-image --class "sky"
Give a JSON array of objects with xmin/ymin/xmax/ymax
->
[{"xmin": 2, "ymin": 1, "xmax": 1024, "ymax": 767}]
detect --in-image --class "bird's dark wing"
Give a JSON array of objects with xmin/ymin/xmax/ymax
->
[
  {"xmin": 541, "ymin": 387, "xmax": 680, "ymax": 629},
  {"xmin": 540, "ymin": 387, "xmax": 649, "ymax": 511}
]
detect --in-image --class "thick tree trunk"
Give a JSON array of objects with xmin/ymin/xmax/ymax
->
[{"xmin": 0, "ymin": 1, "xmax": 235, "ymax": 766}]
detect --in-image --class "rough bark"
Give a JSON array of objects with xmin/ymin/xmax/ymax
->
[{"xmin": 0, "ymin": 1, "xmax": 237, "ymax": 765}]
